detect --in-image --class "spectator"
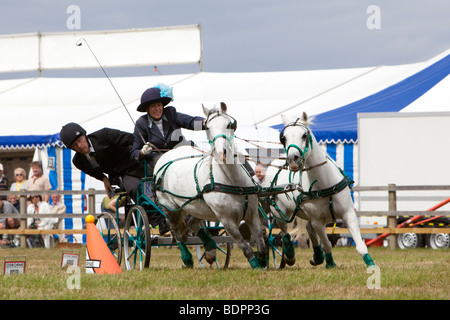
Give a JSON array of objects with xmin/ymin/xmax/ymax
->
[
  {"xmin": 101, "ymin": 194, "xmax": 126, "ymax": 214},
  {"xmin": 101, "ymin": 194, "xmax": 126, "ymax": 229},
  {"xmin": 0, "ymin": 196, "xmax": 18, "ymax": 229},
  {"xmin": 10, "ymin": 167, "xmax": 28, "ymax": 192},
  {"xmin": 26, "ymin": 194, "xmax": 57, "ymax": 248},
  {"xmin": 0, "ymin": 163, "xmax": 9, "ymax": 191},
  {"xmin": 27, "ymin": 161, "xmax": 52, "ymax": 202},
  {"xmin": 253, "ymin": 163, "xmax": 267, "ymax": 185},
  {"xmin": 6, "ymin": 194, "xmax": 20, "ymax": 212},
  {"xmin": 50, "ymin": 194, "xmax": 66, "ymax": 243},
  {"xmin": 0, "ymin": 218, "xmax": 20, "ymax": 248}
]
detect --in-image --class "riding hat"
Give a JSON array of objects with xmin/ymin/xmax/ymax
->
[
  {"xmin": 60, "ymin": 122, "xmax": 86, "ymax": 148},
  {"xmin": 136, "ymin": 83, "xmax": 173, "ymax": 112}
]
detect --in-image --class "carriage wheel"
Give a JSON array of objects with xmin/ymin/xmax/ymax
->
[
  {"xmin": 123, "ymin": 205, "xmax": 151, "ymax": 270},
  {"xmin": 196, "ymin": 228, "xmax": 231, "ymax": 268},
  {"xmin": 95, "ymin": 212, "xmax": 122, "ymax": 266},
  {"xmin": 266, "ymin": 227, "xmax": 286, "ymax": 269}
]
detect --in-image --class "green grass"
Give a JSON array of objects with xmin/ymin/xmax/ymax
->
[{"xmin": 0, "ymin": 246, "xmax": 448, "ymax": 300}]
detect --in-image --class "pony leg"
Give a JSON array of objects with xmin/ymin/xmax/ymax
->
[
  {"xmin": 277, "ymin": 222, "xmax": 296, "ymax": 266},
  {"xmin": 245, "ymin": 209, "xmax": 269, "ymax": 268},
  {"xmin": 311, "ymin": 219, "xmax": 336, "ymax": 268},
  {"xmin": 185, "ymin": 217, "xmax": 218, "ymax": 265},
  {"xmin": 177, "ymin": 241, "xmax": 193, "ymax": 268},
  {"xmin": 306, "ymin": 220, "xmax": 324, "ymax": 266},
  {"xmin": 197, "ymin": 227, "xmax": 217, "ymax": 264},
  {"xmin": 161, "ymin": 208, "xmax": 194, "ymax": 267},
  {"xmin": 342, "ymin": 209, "xmax": 375, "ymax": 267},
  {"xmin": 221, "ymin": 218, "xmax": 262, "ymax": 269}
]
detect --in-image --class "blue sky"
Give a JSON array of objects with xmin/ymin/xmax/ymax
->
[{"xmin": 1, "ymin": 0, "xmax": 449, "ymax": 76}]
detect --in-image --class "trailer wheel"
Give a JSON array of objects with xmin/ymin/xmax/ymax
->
[
  {"xmin": 397, "ymin": 233, "xmax": 424, "ymax": 249},
  {"xmin": 426, "ymin": 233, "xmax": 450, "ymax": 249}
]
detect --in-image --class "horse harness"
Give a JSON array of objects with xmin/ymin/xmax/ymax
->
[
  {"xmin": 264, "ymin": 118, "xmax": 355, "ymax": 224},
  {"xmin": 152, "ymin": 114, "xmax": 353, "ymax": 225},
  {"xmin": 152, "ymin": 110, "xmax": 296, "ymax": 216}
]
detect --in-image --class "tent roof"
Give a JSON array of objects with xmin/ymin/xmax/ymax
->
[{"xmin": 1, "ymin": 48, "xmax": 449, "ymax": 149}]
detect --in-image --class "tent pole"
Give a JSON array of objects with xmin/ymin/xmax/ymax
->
[{"xmin": 37, "ymin": 31, "xmax": 42, "ymax": 77}]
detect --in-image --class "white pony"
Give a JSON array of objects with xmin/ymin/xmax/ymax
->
[
  {"xmin": 263, "ymin": 112, "xmax": 375, "ymax": 268},
  {"xmin": 153, "ymin": 103, "xmax": 268, "ymax": 269}
]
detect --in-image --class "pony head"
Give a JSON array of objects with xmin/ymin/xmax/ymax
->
[
  {"xmin": 202, "ymin": 102, "xmax": 237, "ymax": 164},
  {"xmin": 279, "ymin": 112, "xmax": 314, "ymax": 172}
]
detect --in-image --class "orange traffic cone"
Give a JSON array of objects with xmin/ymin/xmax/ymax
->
[{"xmin": 85, "ymin": 215, "xmax": 122, "ymax": 274}]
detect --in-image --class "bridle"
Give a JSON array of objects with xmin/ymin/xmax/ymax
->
[
  {"xmin": 279, "ymin": 118, "xmax": 313, "ymax": 159},
  {"xmin": 204, "ymin": 110, "xmax": 238, "ymax": 147}
]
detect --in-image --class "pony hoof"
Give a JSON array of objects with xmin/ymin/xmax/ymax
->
[
  {"xmin": 310, "ymin": 259, "xmax": 323, "ymax": 266},
  {"xmin": 249, "ymin": 257, "xmax": 262, "ymax": 269},
  {"xmin": 205, "ymin": 250, "xmax": 216, "ymax": 265},
  {"xmin": 324, "ymin": 252, "xmax": 336, "ymax": 269},
  {"xmin": 285, "ymin": 256, "xmax": 296, "ymax": 266}
]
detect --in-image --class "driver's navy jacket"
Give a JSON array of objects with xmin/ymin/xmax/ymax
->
[{"xmin": 130, "ymin": 106, "xmax": 205, "ymax": 167}]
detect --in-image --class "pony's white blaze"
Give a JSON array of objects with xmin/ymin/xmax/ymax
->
[{"xmin": 202, "ymin": 103, "xmax": 237, "ymax": 164}]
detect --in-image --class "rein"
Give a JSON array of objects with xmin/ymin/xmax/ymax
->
[
  {"xmin": 152, "ymin": 152, "xmax": 300, "ymax": 214},
  {"xmin": 153, "ymin": 111, "xmax": 301, "ymax": 214}
]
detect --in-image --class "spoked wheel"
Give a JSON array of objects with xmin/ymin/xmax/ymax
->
[
  {"xmin": 268, "ymin": 232, "xmax": 286, "ymax": 270},
  {"xmin": 196, "ymin": 228, "xmax": 231, "ymax": 268},
  {"xmin": 123, "ymin": 205, "xmax": 151, "ymax": 270},
  {"xmin": 95, "ymin": 212, "xmax": 122, "ymax": 266}
]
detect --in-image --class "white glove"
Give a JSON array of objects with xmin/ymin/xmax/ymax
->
[{"xmin": 141, "ymin": 142, "xmax": 153, "ymax": 156}]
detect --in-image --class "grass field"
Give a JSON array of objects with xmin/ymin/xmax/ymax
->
[{"xmin": 0, "ymin": 246, "xmax": 448, "ymax": 300}]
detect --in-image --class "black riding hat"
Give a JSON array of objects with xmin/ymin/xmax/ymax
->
[
  {"xmin": 60, "ymin": 122, "xmax": 86, "ymax": 148},
  {"xmin": 136, "ymin": 83, "xmax": 173, "ymax": 112}
]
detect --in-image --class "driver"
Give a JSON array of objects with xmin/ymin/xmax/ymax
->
[{"xmin": 130, "ymin": 83, "xmax": 206, "ymax": 175}]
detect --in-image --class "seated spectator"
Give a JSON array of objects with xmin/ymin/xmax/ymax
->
[
  {"xmin": 27, "ymin": 195, "xmax": 57, "ymax": 248},
  {"xmin": 0, "ymin": 196, "xmax": 18, "ymax": 229},
  {"xmin": 101, "ymin": 194, "xmax": 126, "ymax": 214},
  {"xmin": 6, "ymin": 194, "xmax": 20, "ymax": 212},
  {"xmin": 27, "ymin": 161, "xmax": 52, "ymax": 202},
  {"xmin": 0, "ymin": 218, "xmax": 20, "ymax": 248},
  {"xmin": 10, "ymin": 167, "xmax": 28, "ymax": 192},
  {"xmin": 0, "ymin": 163, "xmax": 9, "ymax": 191},
  {"xmin": 50, "ymin": 194, "xmax": 66, "ymax": 243}
]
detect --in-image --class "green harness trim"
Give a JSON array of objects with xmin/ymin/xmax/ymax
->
[
  {"xmin": 261, "ymin": 159, "xmax": 354, "ymax": 224},
  {"xmin": 152, "ymin": 154, "xmax": 284, "ymax": 217}
]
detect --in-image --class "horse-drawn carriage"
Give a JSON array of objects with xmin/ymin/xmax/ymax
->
[
  {"xmin": 94, "ymin": 105, "xmax": 375, "ymax": 271},
  {"xmin": 94, "ymin": 103, "xmax": 301, "ymax": 270}
]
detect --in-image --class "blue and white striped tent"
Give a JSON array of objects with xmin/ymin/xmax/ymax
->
[
  {"xmin": 271, "ymin": 48, "xmax": 450, "ymax": 185},
  {"xmin": 1, "ymin": 48, "xmax": 449, "ymax": 240}
]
